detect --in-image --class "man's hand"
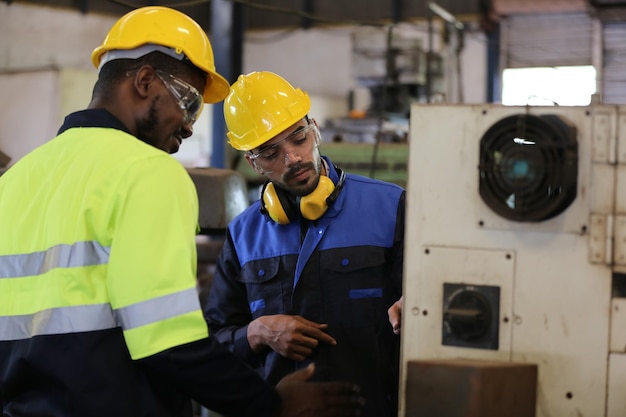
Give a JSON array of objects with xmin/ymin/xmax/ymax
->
[
  {"xmin": 276, "ymin": 363, "xmax": 364, "ymax": 417},
  {"xmin": 387, "ymin": 296, "xmax": 403, "ymax": 335},
  {"xmin": 248, "ymin": 315, "xmax": 336, "ymax": 361}
]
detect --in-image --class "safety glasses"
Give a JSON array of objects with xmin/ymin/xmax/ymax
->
[
  {"xmin": 155, "ymin": 69, "xmax": 204, "ymax": 125},
  {"xmin": 248, "ymin": 124, "xmax": 318, "ymax": 173}
]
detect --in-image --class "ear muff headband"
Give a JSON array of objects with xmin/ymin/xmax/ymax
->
[{"xmin": 325, "ymin": 168, "xmax": 346, "ymax": 205}]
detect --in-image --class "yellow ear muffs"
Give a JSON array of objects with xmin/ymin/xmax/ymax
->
[
  {"xmin": 300, "ymin": 176, "xmax": 335, "ymax": 221},
  {"xmin": 260, "ymin": 168, "xmax": 346, "ymax": 225},
  {"xmin": 261, "ymin": 182, "xmax": 295, "ymax": 225}
]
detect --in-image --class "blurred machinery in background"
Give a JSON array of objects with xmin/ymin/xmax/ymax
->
[
  {"xmin": 235, "ymin": 22, "xmax": 451, "ymax": 191},
  {"xmin": 401, "ymin": 104, "xmax": 626, "ymax": 416},
  {"xmin": 187, "ymin": 167, "xmax": 248, "ymax": 417},
  {"xmin": 259, "ymin": 24, "xmax": 444, "ymax": 194},
  {"xmin": 0, "ymin": 149, "xmax": 10, "ymax": 176},
  {"xmin": 320, "ymin": 24, "xmax": 443, "ymax": 146},
  {"xmin": 186, "ymin": 168, "xmax": 248, "ymax": 308}
]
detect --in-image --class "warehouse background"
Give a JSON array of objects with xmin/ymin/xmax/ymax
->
[
  {"xmin": 3, "ymin": 2, "xmax": 626, "ymax": 416},
  {"xmin": 2, "ymin": 0, "xmax": 624, "ymax": 170}
]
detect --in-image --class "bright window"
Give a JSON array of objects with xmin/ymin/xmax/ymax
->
[{"xmin": 502, "ymin": 66, "xmax": 597, "ymax": 106}]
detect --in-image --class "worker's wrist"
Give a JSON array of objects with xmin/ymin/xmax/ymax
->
[{"xmin": 246, "ymin": 318, "xmax": 267, "ymax": 353}]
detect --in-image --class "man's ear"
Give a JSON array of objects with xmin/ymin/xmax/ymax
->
[{"xmin": 132, "ymin": 65, "xmax": 157, "ymax": 99}]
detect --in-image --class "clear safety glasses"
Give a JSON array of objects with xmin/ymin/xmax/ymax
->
[
  {"xmin": 248, "ymin": 124, "xmax": 318, "ymax": 173},
  {"xmin": 155, "ymin": 69, "xmax": 204, "ymax": 125}
]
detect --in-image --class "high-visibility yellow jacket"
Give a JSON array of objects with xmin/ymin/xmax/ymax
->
[{"xmin": 0, "ymin": 109, "xmax": 280, "ymax": 417}]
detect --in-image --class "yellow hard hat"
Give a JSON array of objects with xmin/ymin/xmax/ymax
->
[
  {"xmin": 224, "ymin": 71, "xmax": 311, "ymax": 151},
  {"xmin": 91, "ymin": 6, "xmax": 229, "ymax": 104}
]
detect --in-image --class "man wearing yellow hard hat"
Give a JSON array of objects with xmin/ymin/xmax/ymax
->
[
  {"xmin": 0, "ymin": 7, "xmax": 364, "ymax": 417},
  {"xmin": 206, "ymin": 71, "xmax": 406, "ymax": 417}
]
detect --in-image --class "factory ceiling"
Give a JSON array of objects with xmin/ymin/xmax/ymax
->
[{"xmin": 8, "ymin": 0, "xmax": 626, "ymax": 32}]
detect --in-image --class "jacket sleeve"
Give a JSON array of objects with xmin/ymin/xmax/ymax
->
[
  {"xmin": 107, "ymin": 156, "xmax": 208, "ymax": 359},
  {"xmin": 204, "ymin": 228, "xmax": 261, "ymax": 366},
  {"xmin": 112, "ymin": 156, "xmax": 281, "ymax": 416},
  {"xmin": 137, "ymin": 335, "xmax": 281, "ymax": 417}
]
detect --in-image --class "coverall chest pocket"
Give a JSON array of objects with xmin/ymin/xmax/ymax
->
[
  {"xmin": 237, "ymin": 258, "xmax": 287, "ymax": 318},
  {"xmin": 320, "ymin": 248, "xmax": 388, "ymax": 328}
]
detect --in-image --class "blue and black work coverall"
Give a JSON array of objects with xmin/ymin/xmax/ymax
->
[{"xmin": 206, "ymin": 158, "xmax": 405, "ymax": 417}]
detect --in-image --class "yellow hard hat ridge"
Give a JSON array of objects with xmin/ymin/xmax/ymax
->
[
  {"xmin": 224, "ymin": 71, "xmax": 311, "ymax": 151},
  {"xmin": 91, "ymin": 6, "xmax": 229, "ymax": 104}
]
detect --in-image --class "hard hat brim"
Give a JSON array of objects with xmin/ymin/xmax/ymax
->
[{"xmin": 205, "ymin": 71, "xmax": 230, "ymax": 104}]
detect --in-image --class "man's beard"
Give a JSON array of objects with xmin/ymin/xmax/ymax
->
[
  {"xmin": 136, "ymin": 99, "xmax": 161, "ymax": 150},
  {"xmin": 280, "ymin": 160, "xmax": 321, "ymax": 197}
]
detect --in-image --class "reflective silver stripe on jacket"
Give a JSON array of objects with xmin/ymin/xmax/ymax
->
[
  {"xmin": 0, "ymin": 243, "xmax": 200, "ymax": 340},
  {"xmin": 0, "ymin": 304, "xmax": 117, "ymax": 341},
  {"xmin": 0, "ymin": 241, "xmax": 110, "ymax": 278},
  {"xmin": 115, "ymin": 288, "xmax": 201, "ymax": 330},
  {"xmin": 0, "ymin": 289, "xmax": 201, "ymax": 340}
]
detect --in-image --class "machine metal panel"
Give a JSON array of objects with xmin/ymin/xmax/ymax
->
[
  {"xmin": 614, "ymin": 216, "xmax": 626, "ymax": 267},
  {"xmin": 409, "ymin": 245, "xmax": 514, "ymax": 361},
  {"xmin": 405, "ymin": 359, "xmax": 537, "ymax": 417},
  {"xmin": 588, "ymin": 213, "xmax": 611, "ymax": 265},
  {"xmin": 186, "ymin": 167, "xmax": 248, "ymax": 232},
  {"xmin": 590, "ymin": 164, "xmax": 616, "ymax": 216},
  {"xmin": 401, "ymin": 104, "xmax": 614, "ymax": 417},
  {"xmin": 615, "ymin": 107, "xmax": 626, "ymax": 271},
  {"xmin": 591, "ymin": 109, "xmax": 616, "ymax": 163},
  {"xmin": 618, "ymin": 109, "xmax": 626, "ymax": 163},
  {"xmin": 616, "ymin": 166, "xmax": 626, "ymax": 213},
  {"xmin": 610, "ymin": 297, "xmax": 626, "ymax": 352},
  {"xmin": 607, "ymin": 353, "xmax": 626, "ymax": 417}
]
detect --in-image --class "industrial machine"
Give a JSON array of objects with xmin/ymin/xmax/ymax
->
[
  {"xmin": 401, "ymin": 104, "xmax": 626, "ymax": 416},
  {"xmin": 186, "ymin": 167, "xmax": 248, "ymax": 308},
  {"xmin": 320, "ymin": 24, "xmax": 443, "ymax": 145}
]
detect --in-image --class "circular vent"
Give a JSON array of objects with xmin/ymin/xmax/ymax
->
[{"xmin": 479, "ymin": 114, "xmax": 578, "ymax": 222}]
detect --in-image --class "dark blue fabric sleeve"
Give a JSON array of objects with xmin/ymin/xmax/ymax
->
[{"xmin": 137, "ymin": 335, "xmax": 280, "ymax": 417}]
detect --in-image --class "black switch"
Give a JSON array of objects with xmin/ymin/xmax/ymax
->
[{"xmin": 442, "ymin": 283, "xmax": 500, "ymax": 350}]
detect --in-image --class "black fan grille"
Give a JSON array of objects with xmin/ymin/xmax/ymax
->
[{"xmin": 479, "ymin": 114, "xmax": 578, "ymax": 222}]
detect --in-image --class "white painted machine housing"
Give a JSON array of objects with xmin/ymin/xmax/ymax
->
[{"xmin": 401, "ymin": 104, "xmax": 626, "ymax": 417}]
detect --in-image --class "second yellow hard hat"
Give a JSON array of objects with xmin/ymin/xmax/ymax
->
[{"xmin": 224, "ymin": 71, "xmax": 311, "ymax": 151}]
